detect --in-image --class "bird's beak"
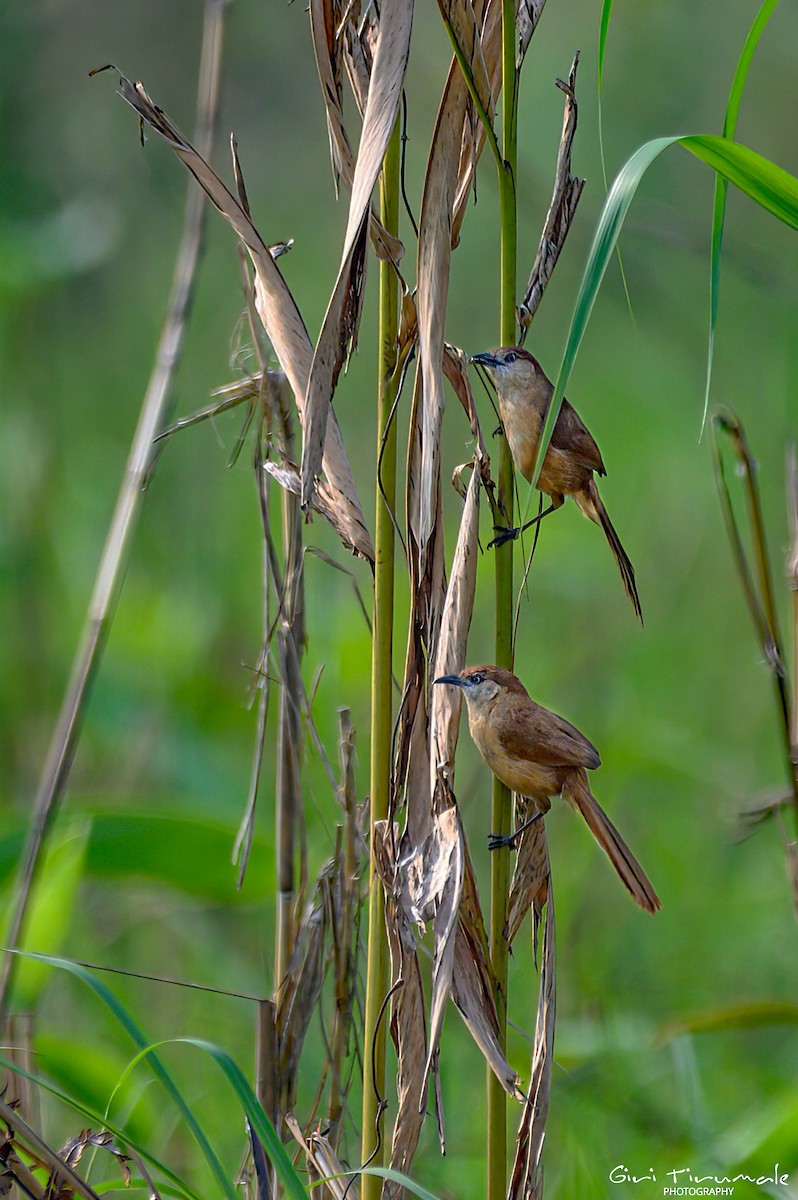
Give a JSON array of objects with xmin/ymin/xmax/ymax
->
[
  {"xmin": 433, "ymin": 674, "xmax": 464, "ymax": 687},
  {"xmin": 470, "ymin": 352, "xmax": 500, "ymax": 370}
]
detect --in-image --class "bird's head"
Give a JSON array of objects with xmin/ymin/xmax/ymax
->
[
  {"xmin": 433, "ymin": 664, "xmax": 524, "ymax": 712},
  {"xmin": 470, "ymin": 346, "xmax": 541, "ymax": 388}
]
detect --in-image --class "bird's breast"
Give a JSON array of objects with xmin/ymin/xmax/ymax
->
[
  {"xmin": 498, "ymin": 392, "xmax": 541, "ymax": 485},
  {"xmin": 469, "ymin": 711, "xmax": 564, "ymax": 801}
]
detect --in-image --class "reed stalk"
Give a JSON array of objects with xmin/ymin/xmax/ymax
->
[
  {"xmin": 487, "ymin": 3, "xmax": 518, "ymax": 1197},
  {"xmin": 361, "ymin": 120, "xmax": 401, "ymax": 1199}
]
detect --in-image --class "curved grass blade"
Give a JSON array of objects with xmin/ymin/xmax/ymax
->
[
  {"xmin": 702, "ymin": 0, "xmax": 782, "ymax": 434},
  {"xmin": 164, "ymin": 1038, "xmax": 308, "ymax": 1200},
  {"xmin": 523, "ymin": 133, "xmax": 798, "ymax": 510},
  {"xmin": 357, "ymin": 1166, "xmax": 442, "ymax": 1200},
  {"xmin": 0, "ymin": 1052, "xmax": 201, "ymax": 1200},
  {"xmin": 2, "ymin": 952, "xmax": 235, "ymax": 1200}
]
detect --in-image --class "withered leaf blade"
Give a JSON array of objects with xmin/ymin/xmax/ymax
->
[
  {"xmin": 422, "ymin": 804, "xmax": 464, "ymax": 1092},
  {"xmin": 515, "ymin": 0, "xmax": 548, "ymax": 70},
  {"xmin": 263, "ymin": 460, "xmax": 374, "ymax": 568},
  {"xmin": 301, "ymin": 0, "xmax": 415, "ymax": 511},
  {"xmin": 417, "ymin": 0, "xmax": 491, "ymax": 556},
  {"xmin": 276, "ymin": 862, "xmax": 332, "ymax": 1117},
  {"xmin": 518, "ymin": 54, "xmax": 584, "ymax": 331},
  {"xmin": 373, "ymin": 822, "xmax": 428, "ymax": 1200},
  {"xmin": 60, "ymin": 1130, "xmax": 132, "ymax": 1188},
  {"xmin": 429, "ymin": 461, "xmax": 480, "ymax": 794},
  {"xmin": 451, "ymin": 0, "xmax": 502, "ymax": 244},
  {"xmin": 452, "ymin": 835, "xmax": 524, "ymax": 1099},
  {"xmin": 442, "ymin": 346, "xmax": 489, "ymax": 463},
  {"xmin": 111, "ymin": 73, "xmax": 373, "ymax": 563},
  {"xmin": 505, "ymin": 799, "xmax": 550, "ymax": 948},
  {"xmin": 508, "ymin": 881, "xmax": 555, "ymax": 1200}
]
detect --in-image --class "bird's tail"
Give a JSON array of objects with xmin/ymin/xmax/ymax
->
[
  {"xmin": 576, "ymin": 479, "xmax": 643, "ymax": 622},
  {"xmin": 565, "ymin": 771, "xmax": 660, "ymax": 914}
]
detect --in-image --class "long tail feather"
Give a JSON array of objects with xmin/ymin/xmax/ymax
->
[
  {"xmin": 577, "ymin": 480, "xmax": 643, "ymax": 622},
  {"xmin": 566, "ymin": 773, "xmax": 660, "ymax": 913}
]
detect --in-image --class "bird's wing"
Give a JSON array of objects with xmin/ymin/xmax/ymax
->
[
  {"xmin": 499, "ymin": 702, "xmax": 601, "ymax": 769},
  {"xmin": 551, "ymin": 400, "xmax": 606, "ymax": 476}
]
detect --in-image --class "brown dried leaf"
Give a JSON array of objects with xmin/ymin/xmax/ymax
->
[
  {"xmin": 442, "ymin": 346, "xmax": 489, "ymax": 464},
  {"xmin": 307, "ymin": 1131, "xmax": 356, "ymax": 1200},
  {"xmin": 60, "ymin": 1130, "xmax": 131, "ymax": 1188},
  {"xmin": 112, "ymin": 73, "xmax": 373, "ymax": 563},
  {"xmin": 422, "ymin": 805, "xmax": 464, "ymax": 1087},
  {"xmin": 429, "ymin": 463, "xmax": 480, "ymax": 790},
  {"xmin": 416, "ymin": 40, "xmax": 476, "ymax": 554},
  {"xmin": 263, "ymin": 460, "xmax": 374, "ymax": 568},
  {"xmin": 452, "ymin": 837, "xmax": 524, "ymax": 1099},
  {"xmin": 451, "ymin": 0, "xmax": 502, "ymax": 244},
  {"xmin": 518, "ymin": 54, "xmax": 584, "ymax": 330},
  {"xmin": 515, "ymin": 0, "xmax": 547, "ymax": 70},
  {"xmin": 309, "ymin": 0, "xmax": 351, "ymax": 193},
  {"xmin": 508, "ymin": 884, "xmax": 555, "ymax": 1200},
  {"xmin": 302, "ymin": 0, "xmax": 414, "ymax": 510},
  {"xmin": 373, "ymin": 823, "xmax": 428, "ymax": 1200},
  {"xmin": 277, "ymin": 863, "xmax": 331, "ymax": 1114},
  {"xmin": 505, "ymin": 799, "xmax": 550, "ymax": 948}
]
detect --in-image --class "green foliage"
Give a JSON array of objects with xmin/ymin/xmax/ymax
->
[{"xmin": 6, "ymin": 818, "xmax": 91, "ymax": 1009}]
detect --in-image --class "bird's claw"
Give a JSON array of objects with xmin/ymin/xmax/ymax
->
[
  {"xmin": 492, "ymin": 423, "xmax": 504, "ymax": 439},
  {"xmin": 488, "ymin": 525, "xmax": 520, "ymax": 550},
  {"xmin": 487, "ymin": 831, "xmax": 519, "ymax": 852}
]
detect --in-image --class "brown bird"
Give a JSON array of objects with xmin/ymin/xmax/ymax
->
[
  {"xmin": 471, "ymin": 347, "xmax": 642, "ymax": 621},
  {"xmin": 434, "ymin": 664, "xmax": 660, "ymax": 913}
]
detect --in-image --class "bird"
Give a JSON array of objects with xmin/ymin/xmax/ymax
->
[
  {"xmin": 433, "ymin": 664, "xmax": 660, "ymax": 914},
  {"xmin": 471, "ymin": 346, "xmax": 642, "ymax": 622}
]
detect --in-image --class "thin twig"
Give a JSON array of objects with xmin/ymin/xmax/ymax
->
[
  {"xmin": 0, "ymin": 0, "xmax": 228, "ymax": 1019},
  {"xmin": 712, "ymin": 410, "xmax": 798, "ymax": 837}
]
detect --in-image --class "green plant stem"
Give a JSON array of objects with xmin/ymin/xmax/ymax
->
[
  {"xmin": 488, "ymin": 5, "xmax": 517, "ymax": 1199},
  {"xmin": 362, "ymin": 120, "xmax": 400, "ymax": 1200}
]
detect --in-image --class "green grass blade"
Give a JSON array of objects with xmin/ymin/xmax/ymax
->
[
  {"xmin": 4, "ymin": 951, "xmax": 236, "ymax": 1200},
  {"xmin": 167, "ymin": 1038, "xmax": 308, "ymax": 1200},
  {"xmin": 523, "ymin": 133, "xmax": 798, "ymax": 508},
  {"xmin": 0, "ymin": 1052, "xmax": 202, "ymax": 1200},
  {"xmin": 704, "ymin": 0, "xmax": 783, "ymax": 432},
  {"xmin": 358, "ymin": 1167, "xmax": 442, "ymax": 1200},
  {"xmin": 597, "ymin": 0, "xmax": 612, "ymax": 93}
]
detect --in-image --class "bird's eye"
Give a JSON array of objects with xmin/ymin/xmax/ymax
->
[
  {"xmin": 470, "ymin": 673, "xmax": 484, "ymax": 685},
  {"xmin": 504, "ymin": 352, "xmax": 517, "ymax": 364}
]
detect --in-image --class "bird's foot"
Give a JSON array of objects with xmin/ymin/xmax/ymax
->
[
  {"xmin": 488, "ymin": 525, "xmax": 520, "ymax": 550},
  {"xmin": 488, "ymin": 811, "xmax": 544, "ymax": 850},
  {"xmin": 492, "ymin": 423, "xmax": 504, "ymax": 439},
  {"xmin": 487, "ymin": 831, "xmax": 520, "ymax": 851}
]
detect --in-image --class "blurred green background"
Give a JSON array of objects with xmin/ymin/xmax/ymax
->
[{"xmin": 2, "ymin": 0, "xmax": 798, "ymax": 1196}]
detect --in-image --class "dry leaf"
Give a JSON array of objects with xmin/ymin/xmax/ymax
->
[
  {"xmin": 515, "ymin": 0, "xmax": 547, "ymax": 69},
  {"xmin": 508, "ymin": 884, "xmax": 555, "ymax": 1200},
  {"xmin": 111, "ymin": 72, "xmax": 373, "ymax": 562},
  {"xmin": 373, "ymin": 822, "xmax": 428, "ymax": 1200},
  {"xmin": 451, "ymin": 0, "xmax": 502, "ymax": 243},
  {"xmin": 505, "ymin": 799, "xmax": 550, "ymax": 948},
  {"xmin": 452, "ymin": 841, "xmax": 524, "ymax": 1099},
  {"xmin": 301, "ymin": 0, "xmax": 414, "ymax": 510},
  {"xmin": 429, "ymin": 463, "xmax": 480, "ymax": 791},
  {"xmin": 518, "ymin": 54, "xmax": 584, "ymax": 330}
]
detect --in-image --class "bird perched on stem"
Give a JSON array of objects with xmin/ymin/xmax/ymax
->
[
  {"xmin": 471, "ymin": 346, "xmax": 642, "ymax": 622},
  {"xmin": 434, "ymin": 664, "xmax": 660, "ymax": 913}
]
